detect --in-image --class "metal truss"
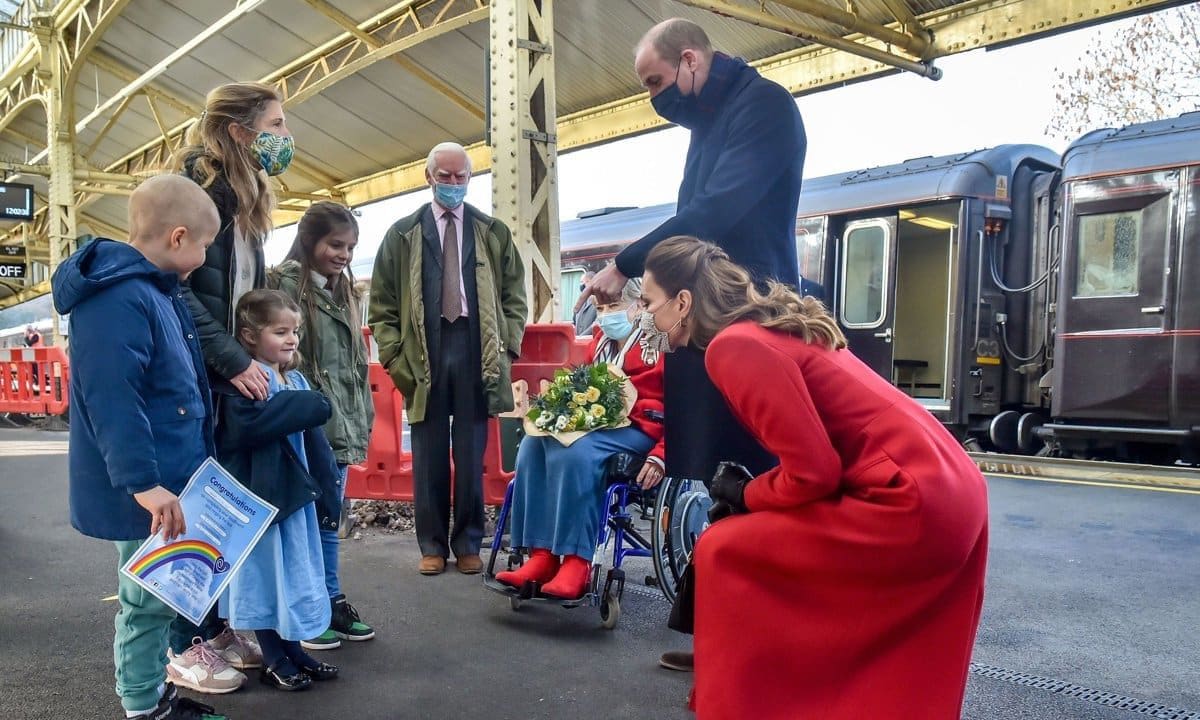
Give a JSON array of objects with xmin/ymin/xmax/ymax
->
[{"xmin": 490, "ymin": 0, "xmax": 559, "ymax": 322}]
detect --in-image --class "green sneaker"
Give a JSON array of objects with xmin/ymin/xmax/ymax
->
[
  {"xmin": 300, "ymin": 628, "xmax": 340, "ymax": 651},
  {"xmin": 330, "ymin": 594, "xmax": 375, "ymax": 641}
]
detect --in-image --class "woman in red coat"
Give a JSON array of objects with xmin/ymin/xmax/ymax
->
[{"xmin": 640, "ymin": 236, "xmax": 988, "ymax": 720}]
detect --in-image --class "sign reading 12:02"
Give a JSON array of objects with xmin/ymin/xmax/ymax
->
[{"xmin": 0, "ymin": 183, "xmax": 34, "ymax": 221}]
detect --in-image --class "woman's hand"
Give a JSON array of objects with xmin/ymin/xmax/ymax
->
[
  {"xmin": 230, "ymin": 362, "xmax": 271, "ymax": 401},
  {"xmin": 637, "ymin": 459, "xmax": 665, "ymax": 490}
]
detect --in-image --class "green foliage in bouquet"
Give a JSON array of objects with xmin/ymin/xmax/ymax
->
[{"xmin": 526, "ymin": 362, "xmax": 629, "ymax": 433}]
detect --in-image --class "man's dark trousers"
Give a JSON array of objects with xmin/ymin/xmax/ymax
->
[{"xmin": 411, "ymin": 317, "xmax": 487, "ymax": 559}]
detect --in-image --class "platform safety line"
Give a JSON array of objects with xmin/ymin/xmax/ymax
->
[
  {"xmin": 988, "ymin": 474, "xmax": 1200, "ymax": 496},
  {"xmin": 0, "ymin": 441, "xmax": 69, "ymax": 457},
  {"xmin": 970, "ymin": 454, "xmax": 1200, "ymax": 494}
]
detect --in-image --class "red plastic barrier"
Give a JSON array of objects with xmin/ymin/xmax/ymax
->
[
  {"xmin": 347, "ymin": 323, "xmax": 591, "ymax": 506},
  {"xmin": 0, "ymin": 346, "xmax": 69, "ymax": 416}
]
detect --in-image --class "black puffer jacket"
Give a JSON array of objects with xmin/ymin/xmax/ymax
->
[{"xmin": 181, "ymin": 156, "xmax": 267, "ymax": 381}]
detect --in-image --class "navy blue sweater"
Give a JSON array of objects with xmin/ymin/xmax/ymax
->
[
  {"xmin": 52, "ymin": 239, "xmax": 215, "ymax": 541},
  {"xmin": 615, "ymin": 53, "xmax": 806, "ymax": 287}
]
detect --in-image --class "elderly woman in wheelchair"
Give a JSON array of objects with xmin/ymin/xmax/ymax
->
[{"xmin": 493, "ymin": 278, "xmax": 665, "ymax": 602}]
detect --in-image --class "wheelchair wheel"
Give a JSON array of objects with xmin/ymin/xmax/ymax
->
[
  {"xmin": 600, "ymin": 592, "xmax": 620, "ymax": 629},
  {"xmin": 650, "ymin": 476, "xmax": 712, "ymax": 604}
]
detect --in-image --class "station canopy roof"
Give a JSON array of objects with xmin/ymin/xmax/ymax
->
[{"xmin": 0, "ymin": 0, "xmax": 1186, "ymax": 307}]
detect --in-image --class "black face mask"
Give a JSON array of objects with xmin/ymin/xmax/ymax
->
[{"xmin": 650, "ymin": 56, "xmax": 700, "ymax": 129}]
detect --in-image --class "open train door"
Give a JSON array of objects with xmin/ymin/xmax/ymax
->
[{"xmin": 836, "ymin": 216, "xmax": 899, "ymax": 381}]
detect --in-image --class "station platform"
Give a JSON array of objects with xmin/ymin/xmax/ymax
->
[{"xmin": 1, "ymin": 427, "xmax": 1198, "ymax": 720}]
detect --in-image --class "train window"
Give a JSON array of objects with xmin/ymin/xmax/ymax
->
[
  {"xmin": 796, "ymin": 217, "xmax": 826, "ymax": 283},
  {"xmin": 1075, "ymin": 211, "xmax": 1139, "ymax": 297},
  {"xmin": 560, "ymin": 269, "xmax": 585, "ymax": 321},
  {"xmin": 841, "ymin": 221, "xmax": 889, "ymax": 327}
]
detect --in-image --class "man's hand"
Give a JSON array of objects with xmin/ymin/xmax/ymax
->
[
  {"xmin": 134, "ymin": 486, "xmax": 187, "ymax": 541},
  {"xmin": 230, "ymin": 362, "xmax": 271, "ymax": 401},
  {"xmin": 575, "ymin": 263, "xmax": 629, "ymax": 314},
  {"xmin": 636, "ymin": 459, "xmax": 666, "ymax": 490}
]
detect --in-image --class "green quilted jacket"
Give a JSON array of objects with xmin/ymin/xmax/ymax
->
[{"xmin": 368, "ymin": 203, "xmax": 527, "ymax": 423}]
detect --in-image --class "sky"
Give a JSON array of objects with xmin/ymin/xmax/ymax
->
[{"xmin": 263, "ymin": 12, "xmax": 1140, "ymax": 269}]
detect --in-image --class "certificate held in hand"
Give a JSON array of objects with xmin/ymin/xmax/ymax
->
[{"xmin": 120, "ymin": 457, "xmax": 278, "ymax": 625}]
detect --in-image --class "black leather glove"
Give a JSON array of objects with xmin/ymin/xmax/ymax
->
[{"xmin": 707, "ymin": 461, "xmax": 752, "ymax": 523}]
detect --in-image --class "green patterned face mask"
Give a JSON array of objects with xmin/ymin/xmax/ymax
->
[{"xmin": 250, "ymin": 131, "xmax": 294, "ymax": 176}]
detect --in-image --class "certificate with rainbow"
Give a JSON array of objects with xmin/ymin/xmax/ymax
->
[{"xmin": 120, "ymin": 457, "xmax": 278, "ymax": 625}]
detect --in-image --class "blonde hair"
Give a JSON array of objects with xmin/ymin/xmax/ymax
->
[
  {"xmin": 643, "ymin": 236, "xmax": 846, "ymax": 351},
  {"xmin": 170, "ymin": 82, "xmax": 280, "ymax": 243},
  {"xmin": 235, "ymin": 289, "xmax": 303, "ymax": 372}
]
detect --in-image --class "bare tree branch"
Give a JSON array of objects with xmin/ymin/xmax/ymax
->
[{"xmin": 1047, "ymin": 5, "xmax": 1200, "ymax": 141}]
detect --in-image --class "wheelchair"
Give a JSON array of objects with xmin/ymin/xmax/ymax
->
[
  {"xmin": 483, "ymin": 451, "xmax": 665, "ymax": 629},
  {"xmin": 483, "ymin": 447, "xmax": 715, "ymax": 626}
]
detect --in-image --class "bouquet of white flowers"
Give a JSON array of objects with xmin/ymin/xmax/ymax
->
[{"xmin": 523, "ymin": 362, "xmax": 637, "ymax": 446}]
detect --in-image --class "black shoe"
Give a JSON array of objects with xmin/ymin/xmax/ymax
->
[
  {"xmin": 173, "ymin": 697, "xmax": 227, "ymax": 719},
  {"xmin": 297, "ymin": 659, "xmax": 339, "ymax": 681},
  {"xmin": 126, "ymin": 686, "xmax": 226, "ymax": 720},
  {"xmin": 259, "ymin": 661, "xmax": 312, "ymax": 692},
  {"xmin": 330, "ymin": 594, "xmax": 375, "ymax": 641}
]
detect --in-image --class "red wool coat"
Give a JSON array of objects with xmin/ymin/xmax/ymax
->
[
  {"xmin": 587, "ymin": 330, "xmax": 665, "ymax": 462},
  {"xmin": 694, "ymin": 321, "xmax": 989, "ymax": 720}
]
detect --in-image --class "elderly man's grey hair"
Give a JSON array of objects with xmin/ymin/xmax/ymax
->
[
  {"xmin": 620, "ymin": 277, "xmax": 643, "ymax": 307},
  {"xmin": 426, "ymin": 141, "xmax": 472, "ymax": 175}
]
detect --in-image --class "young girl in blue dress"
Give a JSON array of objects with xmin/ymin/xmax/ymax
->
[{"xmin": 216, "ymin": 289, "xmax": 342, "ymax": 691}]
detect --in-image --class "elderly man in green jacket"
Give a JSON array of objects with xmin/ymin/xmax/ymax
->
[{"xmin": 369, "ymin": 141, "xmax": 527, "ymax": 576}]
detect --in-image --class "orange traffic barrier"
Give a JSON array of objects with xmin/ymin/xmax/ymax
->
[
  {"xmin": 347, "ymin": 323, "xmax": 591, "ymax": 506},
  {"xmin": 0, "ymin": 346, "xmax": 69, "ymax": 416}
]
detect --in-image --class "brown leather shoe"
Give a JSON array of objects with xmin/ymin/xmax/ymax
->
[
  {"xmin": 419, "ymin": 555, "xmax": 446, "ymax": 575},
  {"xmin": 455, "ymin": 554, "xmax": 483, "ymax": 574},
  {"xmin": 659, "ymin": 650, "xmax": 694, "ymax": 672}
]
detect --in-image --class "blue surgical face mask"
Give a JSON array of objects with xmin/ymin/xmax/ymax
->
[
  {"xmin": 434, "ymin": 182, "xmax": 468, "ymax": 210},
  {"xmin": 250, "ymin": 131, "xmax": 294, "ymax": 176},
  {"xmin": 598, "ymin": 309, "xmax": 634, "ymax": 341}
]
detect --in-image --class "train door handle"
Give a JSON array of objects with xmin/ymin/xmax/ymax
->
[
  {"xmin": 1140, "ymin": 305, "xmax": 1165, "ymax": 315},
  {"xmin": 873, "ymin": 328, "xmax": 893, "ymax": 343}
]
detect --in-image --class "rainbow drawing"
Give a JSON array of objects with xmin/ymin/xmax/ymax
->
[{"xmin": 128, "ymin": 540, "xmax": 229, "ymax": 579}]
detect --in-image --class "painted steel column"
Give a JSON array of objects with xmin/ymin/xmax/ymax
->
[
  {"xmin": 32, "ymin": 11, "xmax": 76, "ymax": 346},
  {"xmin": 489, "ymin": 0, "xmax": 561, "ymax": 323}
]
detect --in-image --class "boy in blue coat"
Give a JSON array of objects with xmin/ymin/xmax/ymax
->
[{"xmin": 51, "ymin": 174, "xmax": 229, "ymax": 720}]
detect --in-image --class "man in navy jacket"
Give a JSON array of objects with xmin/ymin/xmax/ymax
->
[{"xmin": 576, "ymin": 16, "xmax": 809, "ymax": 674}]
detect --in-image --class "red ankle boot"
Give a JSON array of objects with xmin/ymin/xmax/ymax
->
[
  {"xmin": 495, "ymin": 548, "xmax": 560, "ymax": 588},
  {"xmin": 540, "ymin": 555, "xmax": 591, "ymax": 599}
]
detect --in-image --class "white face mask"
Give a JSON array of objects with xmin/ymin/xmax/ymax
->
[{"xmin": 638, "ymin": 304, "xmax": 681, "ymax": 354}]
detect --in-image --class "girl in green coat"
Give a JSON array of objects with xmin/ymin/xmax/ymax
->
[{"xmin": 271, "ymin": 201, "xmax": 376, "ymax": 650}]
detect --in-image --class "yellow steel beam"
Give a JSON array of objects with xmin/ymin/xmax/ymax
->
[
  {"xmin": 301, "ymin": 0, "xmax": 485, "ymax": 119},
  {"xmin": 0, "ymin": 280, "xmax": 51, "ymax": 310},
  {"xmin": 0, "ymin": 71, "xmax": 44, "ymax": 136},
  {"xmin": 275, "ymin": 0, "xmax": 488, "ymax": 106},
  {"xmin": 676, "ymin": 0, "xmax": 940, "ymax": 78},
  {"xmin": 768, "ymin": 0, "xmax": 931, "ymax": 57}
]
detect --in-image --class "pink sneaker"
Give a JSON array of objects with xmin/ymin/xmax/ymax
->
[
  {"xmin": 208, "ymin": 627, "xmax": 263, "ymax": 670},
  {"xmin": 165, "ymin": 637, "xmax": 246, "ymax": 694}
]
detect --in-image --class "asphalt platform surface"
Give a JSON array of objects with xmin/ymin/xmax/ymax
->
[{"xmin": 1, "ymin": 426, "xmax": 1198, "ymax": 719}]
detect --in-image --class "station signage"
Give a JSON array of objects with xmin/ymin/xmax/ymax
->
[
  {"xmin": 0, "ymin": 182, "xmax": 34, "ymax": 221},
  {"xmin": 0, "ymin": 245, "xmax": 26, "ymax": 279}
]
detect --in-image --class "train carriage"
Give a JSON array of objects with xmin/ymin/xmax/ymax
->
[{"xmin": 1038, "ymin": 112, "xmax": 1200, "ymax": 462}]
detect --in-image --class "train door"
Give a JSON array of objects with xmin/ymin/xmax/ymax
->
[
  {"xmin": 1055, "ymin": 171, "xmax": 1175, "ymax": 422},
  {"xmin": 837, "ymin": 217, "xmax": 898, "ymax": 379}
]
